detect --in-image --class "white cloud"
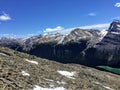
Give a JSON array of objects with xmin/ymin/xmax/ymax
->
[
  {"xmin": 44, "ymin": 26, "xmax": 64, "ymax": 33},
  {"xmin": 115, "ymin": 2, "xmax": 120, "ymax": 7},
  {"xmin": 61, "ymin": 23, "xmax": 110, "ymax": 34},
  {"xmin": 79, "ymin": 23, "xmax": 110, "ymax": 30},
  {"xmin": 43, "ymin": 23, "xmax": 110, "ymax": 35},
  {"xmin": 0, "ymin": 12, "xmax": 11, "ymax": 21},
  {"xmin": 88, "ymin": 13, "xmax": 96, "ymax": 16}
]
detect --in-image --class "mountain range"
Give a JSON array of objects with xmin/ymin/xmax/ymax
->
[{"xmin": 0, "ymin": 20, "xmax": 120, "ymax": 68}]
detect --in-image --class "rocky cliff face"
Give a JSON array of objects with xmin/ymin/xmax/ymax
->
[
  {"xmin": 84, "ymin": 20, "xmax": 120, "ymax": 67},
  {"xmin": 108, "ymin": 20, "xmax": 120, "ymax": 32},
  {"xmin": 24, "ymin": 29, "xmax": 107, "ymax": 65},
  {"xmin": 97, "ymin": 20, "xmax": 120, "ymax": 50},
  {"xmin": 0, "ymin": 46, "xmax": 120, "ymax": 90}
]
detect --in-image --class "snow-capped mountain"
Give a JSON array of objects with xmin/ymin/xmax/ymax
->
[
  {"xmin": 0, "ymin": 27, "xmax": 107, "ymax": 52},
  {"xmin": 108, "ymin": 20, "xmax": 120, "ymax": 32},
  {"xmin": 21, "ymin": 28, "xmax": 108, "ymax": 47},
  {"xmin": 97, "ymin": 20, "xmax": 120, "ymax": 50},
  {"xmin": 84, "ymin": 20, "xmax": 120, "ymax": 67},
  {"xmin": 1, "ymin": 20, "xmax": 120, "ymax": 67},
  {"xmin": 0, "ymin": 23, "xmax": 108, "ymax": 51},
  {"xmin": 62, "ymin": 28, "xmax": 107, "ymax": 44},
  {"xmin": 0, "ymin": 26, "xmax": 109, "ymax": 66}
]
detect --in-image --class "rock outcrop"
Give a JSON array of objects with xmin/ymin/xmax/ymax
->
[
  {"xmin": 108, "ymin": 20, "xmax": 120, "ymax": 32},
  {"xmin": 84, "ymin": 20, "xmax": 120, "ymax": 67}
]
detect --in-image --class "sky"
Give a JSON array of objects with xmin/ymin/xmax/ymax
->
[{"xmin": 0, "ymin": 0, "xmax": 120, "ymax": 38}]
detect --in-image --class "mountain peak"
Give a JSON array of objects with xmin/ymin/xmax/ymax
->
[{"xmin": 108, "ymin": 20, "xmax": 120, "ymax": 33}]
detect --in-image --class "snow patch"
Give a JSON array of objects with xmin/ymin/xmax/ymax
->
[
  {"xmin": 0, "ymin": 52, "xmax": 8, "ymax": 56},
  {"xmin": 21, "ymin": 71, "xmax": 30, "ymax": 76},
  {"xmin": 111, "ymin": 32, "xmax": 120, "ymax": 35},
  {"xmin": 44, "ymin": 78, "xmax": 66, "ymax": 85},
  {"xmin": 97, "ymin": 30, "xmax": 108, "ymax": 40},
  {"xmin": 33, "ymin": 85, "xmax": 66, "ymax": 90},
  {"xmin": 56, "ymin": 81, "xmax": 66, "ymax": 85},
  {"xmin": 24, "ymin": 58, "xmax": 38, "ymax": 65},
  {"xmin": 58, "ymin": 35, "xmax": 65, "ymax": 44},
  {"xmin": 117, "ymin": 24, "xmax": 120, "ymax": 27},
  {"xmin": 49, "ymin": 84, "xmax": 55, "ymax": 88},
  {"xmin": 104, "ymin": 86, "xmax": 114, "ymax": 90},
  {"xmin": 94, "ymin": 82, "xmax": 114, "ymax": 90},
  {"xmin": 57, "ymin": 70, "xmax": 76, "ymax": 79},
  {"xmin": 100, "ymin": 30, "xmax": 108, "ymax": 37},
  {"xmin": 44, "ymin": 78, "xmax": 54, "ymax": 82}
]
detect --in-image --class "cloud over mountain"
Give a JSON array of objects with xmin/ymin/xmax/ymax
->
[
  {"xmin": 44, "ymin": 26, "xmax": 64, "ymax": 33},
  {"xmin": 79, "ymin": 23, "xmax": 110, "ymax": 30},
  {"xmin": 43, "ymin": 23, "xmax": 110, "ymax": 35}
]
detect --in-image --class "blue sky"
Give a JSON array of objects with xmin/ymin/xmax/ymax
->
[{"xmin": 0, "ymin": 0, "xmax": 120, "ymax": 37}]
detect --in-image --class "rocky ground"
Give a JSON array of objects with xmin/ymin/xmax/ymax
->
[{"xmin": 0, "ymin": 46, "xmax": 120, "ymax": 90}]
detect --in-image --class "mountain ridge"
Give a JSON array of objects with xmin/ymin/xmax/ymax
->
[{"xmin": 0, "ymin": 20, "xmax": 120, "ymax": 68}]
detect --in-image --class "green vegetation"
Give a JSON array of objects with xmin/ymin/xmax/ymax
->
[{"xmin": 97, "ymin": 66, "xmax": 120, "ymax": 75}]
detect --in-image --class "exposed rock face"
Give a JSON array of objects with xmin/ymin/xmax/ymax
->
[
  {"xmin": 84, "ymin": 20, "xmax": 120, "ymax": 67},
  {"xmin": 96, "ymin": 20, "xmax": 120, "ymax": 50},
  {"xmin": 108, "ymin": 20, "xmax": 120, "ymax": 32},
  {"xmin": 0, "ymin": 46, "xmax": 120, "ymax": 90},
  {"xmin": 62, "ymin": 29, "xmax": 105, "ymax": 44},
  {"xmin": 24, "ymin": 29, "xmax": 107, "ymax": 65},
  {"xmin": 96, "ymin": 32, "xmax": 120, "ymax": 50},
  {"xmin": 23, "ymin": 29, "xmax": 106, "ymax": 45},
  {"xmin": 97, "ymin": 20, "xmax": 120, "ymax": 49}
]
